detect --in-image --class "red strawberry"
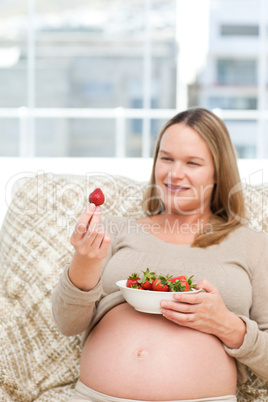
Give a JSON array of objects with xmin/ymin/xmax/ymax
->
[
  {"xmin": 89, "ymin": 188, "xmax": 105, "ymax": 206},
  {"xmin": 152, "ymin": 275, "xmax": 172, "ymax": 292},
  {"xmin": 138, "ymin": 268, "xmax": 156, "ymax": 290},
  {"xmin": 129, "ymin": 284, "xmax": 142, "ymax": 289},
  {"xmin": 169, "ymin": 275, "xmax": 196, "ymax": 292},
  {"xmin": 127, "ymin": 273, "xmax": 141, "ymax": 288},
  {"xmin": 169, "ymin": 275, "xmax": 187, "ymax": 283}
]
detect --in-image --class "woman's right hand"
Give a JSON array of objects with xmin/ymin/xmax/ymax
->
[{"xmin": 68, "ymin": 203, "xmax": 111, "ymax": 290}]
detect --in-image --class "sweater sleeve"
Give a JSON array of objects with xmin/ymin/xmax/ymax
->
[
  {"xmin": 224, "ymin": 231, "xmax": 268, "ymax": 381},
  {"xmin": 51, "ymin": 264, "xmax": 103, "ymax": 336},
  {"xmin": 51, "ymin": 216, "xmax": 116, "ymax": 337}
]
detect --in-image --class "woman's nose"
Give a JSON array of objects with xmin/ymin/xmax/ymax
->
[{"xmin": 169, "ymin": 162, "xmax": 185, "ymax": 180}]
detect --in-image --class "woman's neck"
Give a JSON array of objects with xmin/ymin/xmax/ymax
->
[
  {"xmin": 138, "ymin": 211, "xmax": 213, "ymax": 245},
  {"xmin": 157, "ymin": 210, "xmax": 211, "ymax": 231}
]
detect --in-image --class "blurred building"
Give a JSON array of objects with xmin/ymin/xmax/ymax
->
[{"xmin": 189, "ymin": 0, "xmax": 268, "ymax": 158}]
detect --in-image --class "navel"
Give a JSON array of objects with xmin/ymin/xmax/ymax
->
[{"xmin": 134, "ymin": 348, "xmax": 148, "ymax": 359}]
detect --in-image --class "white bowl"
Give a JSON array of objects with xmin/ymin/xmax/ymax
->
[{"xmin": 116, "ymin": 279, "xmax": 202, "ymax": 314}]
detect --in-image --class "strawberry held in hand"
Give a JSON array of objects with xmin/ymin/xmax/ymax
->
[{"xmin": 89, "ymin": 188, "xmax": 105, "ymax": 206}]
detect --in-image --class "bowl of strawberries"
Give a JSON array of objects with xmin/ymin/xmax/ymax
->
[{"xmin": 116, "ymin": 268, "xmax": 202, "ymax": 314}]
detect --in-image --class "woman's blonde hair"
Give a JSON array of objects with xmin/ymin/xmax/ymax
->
[{"xmin": 143, "ymin": 107, "xmax": 246, "ymax": 247}]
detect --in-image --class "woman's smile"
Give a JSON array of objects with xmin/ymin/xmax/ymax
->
[{"xmin": 164, "ymin": 183, "xmax": 190, "ymax": 192}]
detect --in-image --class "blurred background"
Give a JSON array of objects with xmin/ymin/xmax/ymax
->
[{"xmin": 0, "ymin": 0, "xmax": 268, "ymax": 159}]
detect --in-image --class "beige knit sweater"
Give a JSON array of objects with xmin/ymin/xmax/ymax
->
[{"xmin": 52, "ymin": 216, "xmax": 268, "ymax": 384}]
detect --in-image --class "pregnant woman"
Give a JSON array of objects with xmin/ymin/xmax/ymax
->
[{"xmin": 52, "ymin": 108, "xmax": 268, "ymax": 402}]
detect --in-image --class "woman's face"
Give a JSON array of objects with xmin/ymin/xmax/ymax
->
[{"xmin": 154, "ymin": 123, "xmax": 216, "ymax": 217}]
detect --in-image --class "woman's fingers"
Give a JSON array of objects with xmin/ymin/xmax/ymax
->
[
  {"xmin": 160, "ymin": 292, "xmax": 202, "ymax": 316},
  {"xmin": 162, "ymin": 300, "xmax": 197, "ymax": 314},
  {"xmin": 71, "ymin": 204, "xmax": 111, "ymax": 259},
  {"xmin": 83, "ymin": 229, "xmax": 110, "ymax": 259},
  {"xmin": 71, "ymin": 204, "xmax": 96, "ymax": 244},
  {"xmin": 195, "ymin": 278, "xmax": 217, "ymax": 293},
  {"xmin": 161, "ymin": 279, "xmax": 231, "ymax": 337},
  {"xmin": 96, "ymin": 233, "xmax": 111, "ymax": 259}
]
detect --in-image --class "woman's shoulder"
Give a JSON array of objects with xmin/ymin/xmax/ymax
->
[
  {"xmin": 235, "ymin": 224, "xmax": 268, "ymax": 239},
  {"xmin": 231, "ymin": 224, "xmax": 268, "ymax": 253}
]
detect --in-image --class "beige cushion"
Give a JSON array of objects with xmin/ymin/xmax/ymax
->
[{"xmin": 0, "ymin": 173, "xmax": 267, "ymax": 401}]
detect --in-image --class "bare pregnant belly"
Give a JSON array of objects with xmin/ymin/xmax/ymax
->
[{"xmin": 80, "ymin": 303, "xmax": 237, "ymax": 400}]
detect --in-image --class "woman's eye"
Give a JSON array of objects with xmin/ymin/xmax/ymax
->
[
  {"xmin": 161, "ymin": 157, "xmax": 172, "ymax": 161},
  {"xmin": 187, "ymin": 161, "xmax": 199, "ymax": 166}
]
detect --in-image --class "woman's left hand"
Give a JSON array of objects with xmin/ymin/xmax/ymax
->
[{"xmin": 160, "ymin": 278, "xmax": 246, "ymax": 349}]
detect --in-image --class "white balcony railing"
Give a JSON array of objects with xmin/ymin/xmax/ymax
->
[{"xmin": 0, "ymin": 107, "xmax": 267, "ymax": 158}]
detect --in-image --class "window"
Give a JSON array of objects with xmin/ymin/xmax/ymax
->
[
  {"xmin": 236, "ymin": 144, "xmax": 256, "ymax": 158},
  {"xmin": 217, "ymin": 59, "xmax": 257, "ymax": 85},
  {"xmin": 209, "ymin": 96, "xmax": 257, "ymax": 110},
  {"xmin": 0, "ymin": 0, "xmax": 268, "ymax": 159},
  {"xmin": 0, "ymin": 0, "xmax": 177, "ymax": 157},
  {"xmin": 220, "ymin": 24, "xmax": 259, "ymax": 36}
]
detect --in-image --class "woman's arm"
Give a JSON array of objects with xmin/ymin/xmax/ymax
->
[
  {"xmin": 51, "ymin": 204, "xmax": 112, "ymax": 336},
  {"xmin": 51, "ymin": 264, "xmax": 104, "ymax": 336},
  {"xmin": 223, "ymin": 233, "xmax": 268, "ymax": 380}
]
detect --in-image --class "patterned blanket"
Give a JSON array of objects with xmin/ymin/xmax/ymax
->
[{"xmin": 0, "ymin": 172, "xmax": 267, "ymax": 401}]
